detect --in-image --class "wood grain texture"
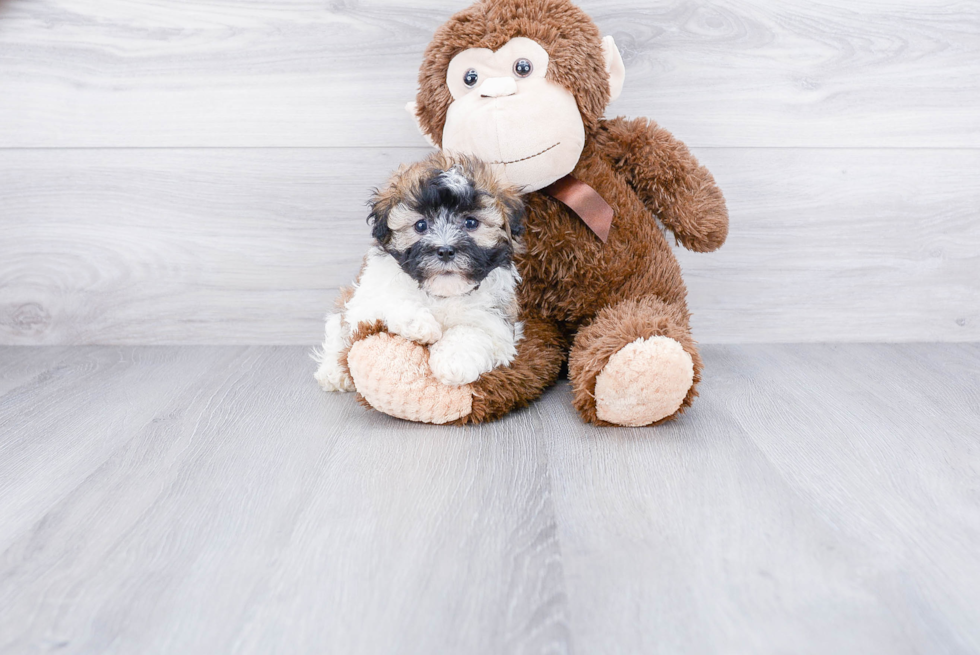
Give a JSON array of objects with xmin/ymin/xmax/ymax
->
[
  {"xmin": 0, "ymin": 148, "xmax": 394, "ymax": 345},
  {"xmin": 681, "ymin": 147, "xmax": 980, "ymax": 343},
  {"xmin": 1, "ymin": 147, "xmax": 976, "ymax": 345},
  {"xmin": 0, "ymin": 0, "xmax": 977, "ymax": 148},
  {"xmin": 539, "ymin": 342, "xmax": 980, "ymax": 655},
  {"xmin": 1, "ymin": 343, "xmax": 978, "ymax": 653},
  {"xmin": 0, "ymin": 346, "xmax": 571, "ymax": 655}
]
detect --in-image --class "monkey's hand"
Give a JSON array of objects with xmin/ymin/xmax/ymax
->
[
  {"xmin": 346, "ymin": 314, "xmax": 564, "ymax": 425},
  {"xmin": 599, "ymin": 117, "xmax": 729, "ymax": 253},
  {"xmin": 347, "ymin": 332, "xmax": 473, "ymax": 424}
]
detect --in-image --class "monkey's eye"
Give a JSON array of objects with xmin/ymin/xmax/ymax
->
[
  {"xmin": 463, "ymin": 69, "xmax": 479, "ymax": 88},
  {"xmin": 513, "ymin": 58, "xmax": 533, "ymax": 78},
  {"xmin": 463, "ymin": 216, "xmax": 480, "ymax": 231},
  {"xmin": 414, "ymin": 219, "xmax": 428, "ymax": 233}
]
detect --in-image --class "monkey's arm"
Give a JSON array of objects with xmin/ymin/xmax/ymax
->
[
  {"xmin": 599, "ymin": 117, "xmax": 728, "ymax": 253},
  {"xmin": 460, "ymin": 314, "xmax": 566, "ymax": 423},
  {"xmin": 344, "ymin": 311, "xmax": 565, "ymax": 425}
]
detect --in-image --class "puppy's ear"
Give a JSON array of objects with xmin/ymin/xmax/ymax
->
[
  {"xmin": 501, "ymin": 194, "xmax": 525, "ymax": 239},
  {"xmin": 367, "ymin": 189, "xmax": 394, "ymax": 246}
]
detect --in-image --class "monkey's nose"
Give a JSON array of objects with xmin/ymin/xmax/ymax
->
[
  {"xmin": 436, "ymin": 246, "xmax": 456, "ymax": 262},
  {"xmin": 479, "ymin": 77, "xmax": 518, "ymax": 98}
]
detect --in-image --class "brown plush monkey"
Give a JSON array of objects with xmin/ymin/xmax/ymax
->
[{"xmin": 345, "ymin": 0, "xmax": 729, "ymax": 426}]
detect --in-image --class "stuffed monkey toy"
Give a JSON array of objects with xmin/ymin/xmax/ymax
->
[{"xmin": 344, "ymin": 0, "xmax": 729, "ymax": 426}]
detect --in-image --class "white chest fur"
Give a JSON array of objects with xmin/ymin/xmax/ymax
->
[{"xmin": 314, "ymin": 247, "xmax": 523, "ymax": 391}]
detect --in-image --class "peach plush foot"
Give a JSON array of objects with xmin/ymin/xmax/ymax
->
[
  {"xmin": 594, "ymin": 336, "xmax": 694, "ymax": 426},
  {"xmin": 346, "ymin": 332, "xmax": 473, "ymax": 424}
]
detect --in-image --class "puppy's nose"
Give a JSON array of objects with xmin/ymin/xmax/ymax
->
[
  {"xmin": 437, "ymin": 246, "xmax": 456, "ymax": 262},
  {"xmin": 479, "ymin": 77, "xmax": 517, "ymax": 98}
]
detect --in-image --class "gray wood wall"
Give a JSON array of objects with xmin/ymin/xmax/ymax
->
[{"xmin": 1, "ymin": 0, "xmax": 977, "ymax": 345}]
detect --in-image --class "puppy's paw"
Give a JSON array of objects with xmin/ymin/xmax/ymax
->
[
  {"xmin": 428, "ymin": 339, "xmax": 495, "ymax": 386},
  {"xmin": 387, "ymin": 311, "xmax": 443, "ymax": 345}
]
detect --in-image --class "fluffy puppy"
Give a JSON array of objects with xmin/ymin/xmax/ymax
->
[{"xmin": 314, "ymin": 152, "xmax": 525, "ymax": 391}]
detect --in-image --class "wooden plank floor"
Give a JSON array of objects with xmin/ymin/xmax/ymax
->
[{"xmin": 1, "ymin": 344, "xmax": 978, "ymax": 654}]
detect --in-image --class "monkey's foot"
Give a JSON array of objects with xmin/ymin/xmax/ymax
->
[
  {"xmin": 594, "ymin": 336, "xmax": 694, "ymax": 426},
  {"xmin": 347, "ymin": 333, "xmax": 473, "ymax": 424}
]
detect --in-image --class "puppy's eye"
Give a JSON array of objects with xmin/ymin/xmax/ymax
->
[
  {"xmin": 513, "ymin": 58, "xmax": 533, "ymax": 78},
  {"xmin": 463, "ymin": 217, "xmax": 480, "ymax": 231},
  {"xmin": 463, "ymin": 69, "xmax": 479, "ymax": 88},
  {"xmin": 414, "ymin": 219, "xmax": 428, "ymax": 233}
]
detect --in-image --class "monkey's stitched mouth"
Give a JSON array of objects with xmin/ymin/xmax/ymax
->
[{"xmin": 490, "ymin": 142, "xmax": 560, "ymax": 166}]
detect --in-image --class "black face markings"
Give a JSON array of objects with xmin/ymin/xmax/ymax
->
[
  {"xmin": 390, "ymin": 233, "xmax": 513, "ymax": 287},
  {"xmin": 458, "ymin": 239, "xmax": 513, "ymax": 281},
  {"xmin": 408, "ymin": 167, "xmax": 482, "ymax": 219},
  {"xmin": 392, "ymin": 243, "xmax": 432, "ymax": 284},
  {"xmin": 372, "ymin": 162, "xmax": 521, "ymax": 292}
]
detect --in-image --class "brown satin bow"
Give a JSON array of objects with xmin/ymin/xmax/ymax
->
[{"xmin": 541, "ymin": 174, "xmax": 614, "ymax": 243}]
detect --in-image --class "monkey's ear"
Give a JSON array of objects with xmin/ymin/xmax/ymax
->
[
  {"xmin": 602, "ymin": 36, "xmax": 626, "ymax": 103},
  {"xmin": 405, "ymin": 101, "xmax": 438, "ymax": 148}
]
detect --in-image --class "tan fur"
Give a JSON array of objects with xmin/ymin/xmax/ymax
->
[
  {"xmin": 469, "ymin": 207, "xmax": 509, "ymax": 248},
  {"xmin": 334, "ymin": 285, "xmax": 355, "ymax": 312},
  {"xmin": 334, "ymin": 151, "xmax": 526, "ymax": 418},
  {"xmin": 351, "ymin": 0, "xmax": 729, "ymax": 426},
  {"xmin": 372, "ymin": 151, "xmax": 521, "ymax": 252}
]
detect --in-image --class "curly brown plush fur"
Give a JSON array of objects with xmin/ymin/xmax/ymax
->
[
  {"xmin": 353, "ymin": 0, "xmax": 728, "ymax": 426},
  {"xmin": 458, "ymin": 122, "xmax": 725, "ymax": 424}
]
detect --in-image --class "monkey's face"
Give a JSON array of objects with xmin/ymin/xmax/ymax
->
[
  {"xmin": 441, "ymin": 37, "xmax": 585, "ymax": 193},
  {"xmin": 370, "ymin": 157, "xmax": 524, "ymax": 298}
]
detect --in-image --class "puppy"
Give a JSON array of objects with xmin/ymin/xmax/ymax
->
[{"xmin": 314, "ymin": 152, "xmax": 525, "ymax": 392}]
